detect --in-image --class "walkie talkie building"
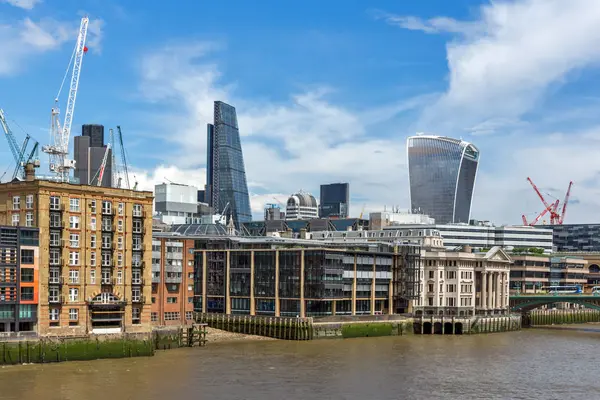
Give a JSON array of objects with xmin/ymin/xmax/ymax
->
[{"xmin": 407, "ymin": 135, "xmax": 479, "ymax": 224}]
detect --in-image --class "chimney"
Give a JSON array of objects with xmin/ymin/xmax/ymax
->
[
  {"xmin": 463, "ymin": 245, "xmax": 472, "ymax": 253},
  {"xmin": 300, "ymin": 228, "xmax": 307, "ymax": 239},
  {"xmin": 25, "ymin": 163, "xmax": 36, "ymax": 182}
]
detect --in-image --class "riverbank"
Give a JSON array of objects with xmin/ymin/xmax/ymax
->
[{"xmin": 205, "ymin": 327, "xmax": 277, "ymax": 343}]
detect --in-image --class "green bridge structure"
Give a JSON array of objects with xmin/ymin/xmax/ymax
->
[{"xmin": 510, "ymin": 293, "xmax": 600, "ymax": 312}]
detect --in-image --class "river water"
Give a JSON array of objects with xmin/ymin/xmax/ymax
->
[{"xmin": 1, "ymin": 328, "xmax": 599, "ymax": 400}]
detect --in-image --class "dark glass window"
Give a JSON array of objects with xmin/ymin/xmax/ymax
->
[
  {"xmin": 20, "ymin": 249, "xmax": 34, "ymax": 264},
  {"xmin": 20, "ymin": 268, "xmax": 34, "ymax": 283},
  {"xmin": 20, "ymin": 287, "xmax": 34, "ymax": 301}
]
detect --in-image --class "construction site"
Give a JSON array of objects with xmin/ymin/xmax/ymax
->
[{"xmin": 521, "ymin": 177, "xmax": 573, "ymax": 227}]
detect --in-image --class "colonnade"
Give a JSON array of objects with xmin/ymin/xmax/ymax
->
[{"xmin": 480, "ymin": 271, "xmax": 509, "ymax": 310}]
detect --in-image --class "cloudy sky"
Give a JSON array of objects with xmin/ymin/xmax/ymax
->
[{"xmin": 0, "ymin": 0, "xmax": 599, "ymax": 225}]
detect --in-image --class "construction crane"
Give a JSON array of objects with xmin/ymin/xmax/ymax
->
[
  {"xmin": 0, "ymin": 109, "xmax": 40, "ymax": 180},
  {"xmin": 42, "ymin": 16, "xmax": 89, "ymax": 182},
  {"xmin": 117, "ymin": 126, "xmax": 130, "ymax": 189},
  {"xmin": 522, "ymin": 177, "xmax": 573, "ymax": 226},
  {"xmin": 359, "ymin": 204, "xmax": 366, "ymax": 219},
  {"xmin": 93, "ymin": 144, "xmax": 111, "ymax": 186},
  {"xmin": 109, "ymin": 128, "xmax": 118, "ymax": 187}
]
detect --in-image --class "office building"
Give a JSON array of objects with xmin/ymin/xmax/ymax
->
[
  {"xmin": 509, "ymin": 255, "xmax": 588, "ymax": 293},
  {"xmin": 155, "ymin": 182, "xmax": 211, "ymax": 225},
  {"xmin": 320, "ymin": 183, "xmax": 349, "ymax": 218},
  {"xmin": 542, "ymin": 224, "xmax": 600, "ymax": 252},
  {"xmin": 0, "ymin": 165, "xmax": 153, "ymax": 336},
  {"xmin": 0, "ymin": 226, "xmax": 39, "ymax": 335},
  {"xmin": 264, "ymin": 204, "xmax": 285, "ymax": 221},
  {"xmin": 205, "ymin": 101, "xmax": 252, "ymax": 226},
  {"xmin": 74, "ymin": 124, "xmax": 112, "ymax": 187},
  {"xmin": 407, "ymin": 135, "xmax": 479, "ymax": 224},
  {"xmin": 150, "ymin": 237, "xmax": 195, "ymax": 326},
  {"xmin": 285, "ymin": 191, "xmax": 318, "ymax": 221}
]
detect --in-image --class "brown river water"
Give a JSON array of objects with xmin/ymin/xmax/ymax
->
[{"xmin": 1, "ymin": 328, "xmax": 599, "ymax": 400}]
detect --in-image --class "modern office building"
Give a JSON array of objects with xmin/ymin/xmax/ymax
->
[
  {"xmin": 264, "ymin": 204, "xmax": 285, "ymax": 221},
  {"xmin": 154, "ymin": 182, "xmax": 211, "ymax": 225},
  {"xmin": 150, "ymin": 237, "xmax": 195, "ymax": 326},
  {"xmin": 319, "ymin": 183, "xmax": 349, "ymax": 218},
  {"xmin": 407, "ymin": 135, "xmax": 479, "ymax": 224},
  {"xmin": 543, "ymin": 224, "xmax": 600, "ymax": 252},
  {"xmin": 285, "ymin": 191, "xmax": 319, "ymax": 221},
  {"xmin": 205, "ymin": 101, "xmax": 252, "ymax": 226},
  {"xmin": 0, "ymin": 165, "xmax": 153, "ymax": 336},
  {"xmin": 0, "ymin": 226, "xmax": 39, "ymax": 335},
  {"xmin": 74, "ymin": 124, "xmax": 112, "ymax": 187},
  {"xmin": 509, "ymin": 255, "xmax": 588, "ymax": 293}
]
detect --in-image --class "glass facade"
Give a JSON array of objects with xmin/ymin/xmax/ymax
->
[
  {"xmin": 407, "ymin": 135, "xmax": 479, "ymax": 224},
  {"xmin": 319, "ymin": 183, "xmax": 349, "ymax": 218},
  {"xmin": 206, "ymin": 101, "xmax": 252, "ymax": 227}
]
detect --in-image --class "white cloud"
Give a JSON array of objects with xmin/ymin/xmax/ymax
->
[
  {"xmin": 135, "ymin": 43, "xmax": 419, "ymax": 219},
  {"xmin": 1, "ymin": 0, "xmax": 41, "ymax": 10},
  {"xmin": 0, "ymin": 16, "xmax": 104, "ymax": 75},
  {"xmin": 86, "ymin": 18, "xmax": 105, "ymax": 54},
  {"xmin": 381, "ymin": 0, "xmax": 600, "ymax": 134}
]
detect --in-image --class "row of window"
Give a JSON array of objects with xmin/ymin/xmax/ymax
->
[
  {"xmin": 49, "ymin": 268, "xmax": 143, "ymax": 284},
  {"xmin": 12, "ymin": 195, "xmax": 34, "ymax": 210},
  {"xmin": 50, "ymin": 197, "xmax": 144, "ymax": 217},
  {"xmin": 48, "ymin": 287, "xmax": 143, "ymax": 303},
  {"xmin": 50, "ymin": 248, "xmax": 143, "ymax": 267},
  {"xmin": 11, "ymin": 213, "xmax": 34, "ymax": 227}
]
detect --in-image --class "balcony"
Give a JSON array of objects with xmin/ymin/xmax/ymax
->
[
  {"xmin": 48, "ymin": 295, "xmax": 64, "ymax": 304},
  {"xmin": 131, "ymin": 278, "xmax": 145, "ymax": 286},
  {"xmin": 49, "ymin": 203, "xmax": 64, "ymax": 212},
  {"xmin": 131, "ymin": 295, "xmax": 145, "ymax": 303},
  {"xmin": 152, "ymin": 275, "xmax": 161, "ymax": 284},
  {"xmin": 101, "ymin": 277, "xmax": 114, "ymax": 285},
  {"xmin": 165, "ymin": 275, "xmax": 182, "ymax": 284},
  {"xmin": 166, "ymin": 252, "xmax": 183, "ymax": 260},
  {"xmin": 49, "ymin": 221, "xmax": 64, "ymax": 229},
  {"xmin": 49, "ymin": 276, "xmax": 63, "ymax": 285}
]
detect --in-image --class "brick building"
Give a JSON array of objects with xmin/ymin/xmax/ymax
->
[{"xmin": 0, "ymin": 167, "xmax": 153, "ymax": 336}]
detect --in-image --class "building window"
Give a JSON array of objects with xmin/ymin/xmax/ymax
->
[
  {"xmin": 50, "ymin": 231, "xmax": 60, "ymax": 246},
  {"xmin": 447, "ymin": 284, "xmax": 456, "ymax": 293},
  {"xmin": 49, "ymin": 287, "xmax": 60, "ymax": 303},
  {"xmin": 428, "ymin": 283, "xmax": 434, "ymax": 293},
  {"xmin": 90, "ymin": 200, "xmax": 96, "ymax": 213},
  {"xmin": 20, "ymin": 287, "xmax": 34, "ymax": 301},
  {"xmin": 151, "ymin": 312, "xmax": 158, "ymax": 322},
  {"xmin": 90, "ymin": 217, "xmax": 97, "ymax": 231},
  {"xmin": 118, "ymin": 202, "xmax": 124, "ymax": 216},
  {"xmin": 428, "ymin": 271, "xmax": 434, "ymax": 279},
  {"xmin": 69, "ymin": 288, "xmax": 78, "ymax": 302},
  {"xmin": 132, "ymin": 236, "xmax": 141, "ymax": 251},
  {"xmin": 132, "ymin": 253, "xmax": 141, "ymax": 267},
  {"xmin": 50, "ymin": 196, "xmax": 60, "ymax": 210},
  {"xmin": 25, "ymin": 212, "xmax": 33, "ymax": 227},
  {"xmin": 102, "ymin": 252, "xmax": 111, "ymax": 267},
  {"xmin": 90, "ymin": 234, "xmax": 96, "ymax": 248},
  {"xmin": 117, "ymin": 270, "xmax": 123, "ymax": 284},
  {"xmin": 69, "ymin": 251, "xmax": 79, "ymax": 266},
  {"xmin": 102, "ymin": 235, "xmax": 112, "ymax": 249},
  {"xmin": 132, "ymin": 288, "xmax": 141, "ymax": 302},
  {"xmin": 21, "ymin": 268, "xmax": 34, "ymax": 282},
  {"xmin": 132, "ymin": 220, "xmax": 142, "ymax": 233},
  {"xmin": 69, "ymin": 198, "xmax": 80, "ymax": 212},
  {"xmin": 49, "ymin": 250, "xmax": 61, "ymax": 265},
  {"xmin": 133, "ymin": 204, "xmax": 142, "ymax": 217},
  {"xmin": 90, "ymin": 270, "xmax": 96, "ymax": 284},
  {"xmin": 69, "ymin": 269, "xmax": 79, "ymax": 284},
  {"xmin": 167, "ymin": 297, "xmax": 177, "ymax": 304},
  {"xmin": 118, "ymin": 219, "xmax": 123, "ymax": 232},
  {"xmin": 188, "ymin": 273, "xmax": 194, "ymax": 279},
  {"xmin": 117, "ymin": 236, "xmax": 123, "ymax": 250},
  {"xmin": 90, "ymin": 251, "xmax": 96, "ymax": 266},
  {"xmin": 446, "ymin": 297, "xmax": 456, "ymax": 307},
  {"xmin": 12, "ymin": 214, "xmax": 19, "ymax": 226},
  {"xmin": 69, "ymin": 233, "xmax": 80, "ymax": 248},
  {"xmin": 187, "ymin": 284, "xmax": 193, "ymax": 292},
  {"xmin": 447, "ymin": 271, "xmax": 456, "ymax": 279},
  {"xmin": 69, "ymin": 308, "xmax": 78, "ymax": 321},
  {"xmin": 69, "ymin": 216, "xmax": 80, "ymax": 229},
  {"xmin": 25, "ymin": 194, "xmax": 33, "ymax": 209},
  {"xmin": 102, "ymin": 200, "xmax": 112, "ymax": 215},
  {"xmin": 102, "ymin": 217, "xmax": 111, "ymax": 231},
  {"xmin": 49, "ymin": 308, "xmax": 60, "ymax": 321},
  {"xmin": 186, "ymin": 311, "xmax": 193, "ymax": 320},
  {"xmin": 188, "ymin": 297, "xmax": 193, "ymax": 303},
  {"xmin": 164, "ymin": 312, "xmax": 180, "ymax": 321},
  {"xmin": 132, "ymin": 269, "xmax": 141, "ymax": 285},
  {"xmin": 21, "ymin": 249, "xmax": 34, "ymax": 264},
  {"xmin": 117, "ymin": 252, "xmax": 123, "ymax": 267},
  {"xmin": 101, "ymin": 269, "xmax": 112, "ymax": 284},
  {"xmin": 50, "ymin": 213, "xmax": 61, "ymax": 228},
  {"xmin": 132, "ymin": 307, "xmax": 141, "ymax": 324},
  {"xmin": 12, "ymin": 196, "xmax": 20, "ymax": 210}
]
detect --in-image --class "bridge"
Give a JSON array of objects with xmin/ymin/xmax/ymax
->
[{"xmin": 510, "ymin": 293, "xmax": 600, "ymax": 312}]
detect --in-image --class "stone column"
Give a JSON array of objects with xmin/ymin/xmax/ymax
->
[
  {"xmin": 496, "ymin": 272, "xmax": 501, "ymax": 311},
  {"xmin": 487, "ymin": 273, "xmax": 493, "ymax": 311},
  {"xmin": 504, "ymin": 272, "xmax": 509, "ymax": 308},
  {"xmin": 300, "ymin": 250, "xmax": 305, "ymax": 318},
  {"xmin": 481, "ymin": 271, "xmax": 487, "ymax": 310},
  {"xmin": 250, "ymin": 251, "xmax": 255, "ymax": 316},
  {"xmin": 225, "ymin": 251, "xmax": 231, "ymax": 314}
]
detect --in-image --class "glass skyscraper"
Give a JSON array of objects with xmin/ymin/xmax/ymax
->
[
  {"xmin": 320, "ymin": 183, "xmax": 350, "ymax": 218},
  {"xmin": 407, "ymin": 135, "xmax": 479, "ymax": 224},
  {"xmin": 206, "ymin": 101, "xmax": 252, "ymax": 226}
]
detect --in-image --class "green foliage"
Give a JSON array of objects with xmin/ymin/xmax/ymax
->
[
  {"xmin": 341, "ymin": 323, "xmax": 394, "ymax": 338},
  {"xmin": 511, "ymin": 247, "xmax": 544, "ymax": 255}
]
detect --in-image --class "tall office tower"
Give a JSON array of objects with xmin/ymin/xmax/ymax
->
[
  {"xmin": 407, "ymin": 135, "xmax": 479, "ymax": 224},
  {"xmin": 206, "ymin": 101, "xmax": 252, "ymax": 226},
  {"xmin": 320, "ymin": 183, "xmax": 349, "ymax": 218},
  {"xmin": 74, "ymin": 124, "xmax": 112, "ymax": 187}
]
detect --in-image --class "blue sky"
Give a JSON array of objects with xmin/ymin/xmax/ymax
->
[{"xmin": 1, "ymin": 0, "xmax": 600, "ymax": 224}]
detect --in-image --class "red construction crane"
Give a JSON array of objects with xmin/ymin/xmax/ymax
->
[{"xmin": 522, "ymin": 177, "xmax": 573, "ymax": 226}]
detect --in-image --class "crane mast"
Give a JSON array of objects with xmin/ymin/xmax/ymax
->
[
  {"xmin": 95, "ymin": 144, "xmax": 111, "ymax": 186},
  {"xmin": 43, "ymin": 16, "xmax": 89, "ymax": 182}
]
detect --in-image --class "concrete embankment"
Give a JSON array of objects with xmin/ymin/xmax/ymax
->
[
  {"xmin": 525, "ymin": 309, "xmax": 600, "ymax": 327},
  {"xmin": 312, "ymin": 315, "xmax": 413, "ymax": 339}
]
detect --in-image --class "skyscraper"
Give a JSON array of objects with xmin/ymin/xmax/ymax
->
[
  {"xmin": 74, "ymin": 124, "xmax": 112, "ymax": 187},
  {"xmin": 206, "ymin": 101, "xmax": 252, "ymax": 226},
  {"xmin": 407, "ymin": 135, "xmax": 479, "ymax": 224},
  {"xmin": 320, "ymin": 183, "xmax": 349, "ymax": 218}
]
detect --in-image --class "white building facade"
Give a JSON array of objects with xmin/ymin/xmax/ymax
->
[{"xmin": 285, "ymin": 191, "xmax": 319, "ymax": 221}]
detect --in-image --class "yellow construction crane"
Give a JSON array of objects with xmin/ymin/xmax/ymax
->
[{"xmin": 359, "ymin": 204, "xmax": 366, "ymax": 219}]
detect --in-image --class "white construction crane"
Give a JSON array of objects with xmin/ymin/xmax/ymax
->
[
  {"xmin": 94, "ymin": 144, "xmax": 111, "ymax": 186},
  {"xmin": 42, "ymin": 16, "xmax": 89, "ymax": 182}
]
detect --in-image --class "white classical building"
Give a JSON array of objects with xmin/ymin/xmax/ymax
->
[{"xmin": 413, "ymin": 246, "xmax": 512, "ymax": 317}]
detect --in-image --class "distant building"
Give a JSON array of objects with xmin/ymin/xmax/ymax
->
[
  {"xmin": 264, "ymin": 204, "xmax": 285, "ymax": 221},
  {"xmin": 320, "ymin": 183, "xmax": 349, "ymax": 218},
  {"xmin": 370, "ymin": 210, "xmax": 435, "ymax": 230},
  {"xmin": 543, "ymin": 224, "xmax": 600, "ymax": 252},
  {"xmin": 154, "ymin": 182, "xmax": 212, "ymax": 225},
  {"xmin": 74, "ymin": 124, "xmax": 112, "ymax": 187},
  {"xmin": 285, "ymin": 191, "xmax": 318, "ymax": 221},
  {"xmin": 407, "ymin": 135, "xmax": 479, "ymax": 224},
  {"xmin": 510, "ymin": 255, "xmax": 588, "ymax": 293},
  {"xmin": 205, "ymin": 101, "xmax": 252, "ymax": 227},
  {"xmin": 197, "ymin": 190, "xmax": 205, "ymax": 203}
]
